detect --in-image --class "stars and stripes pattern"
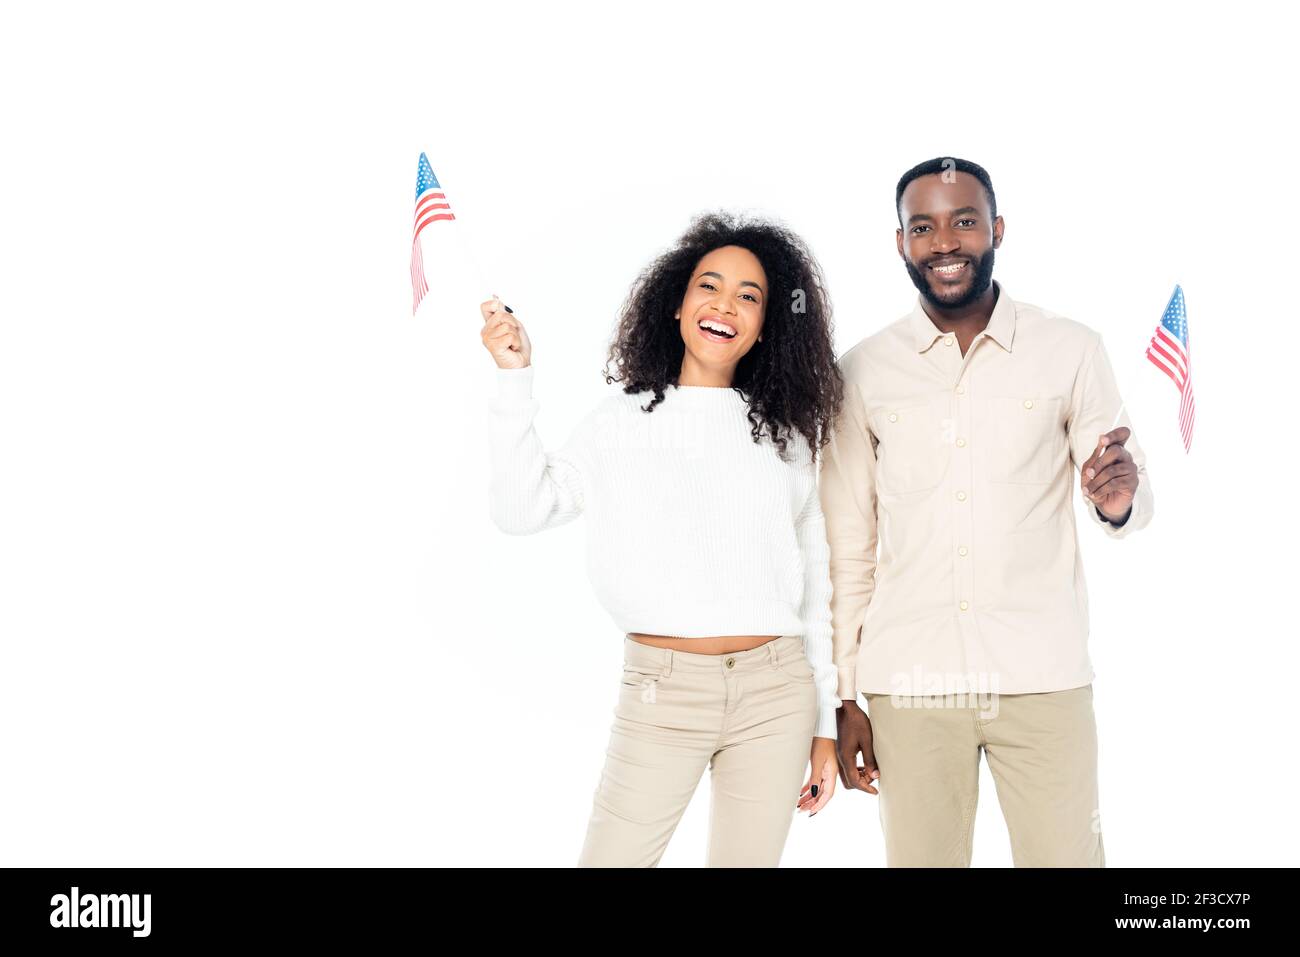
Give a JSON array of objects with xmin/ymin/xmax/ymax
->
[
  {"xmin": 411, "ymin": 152, "xmax": 455, "ymax": 315},
  {"xmin": 1145, "ymin": 284, "xmax": 1194, "ymax": 452}
]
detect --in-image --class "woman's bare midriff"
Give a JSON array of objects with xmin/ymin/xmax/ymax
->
[{"xmin": 627, "ymin": 633, "xmax": 780, "ymax": 655}]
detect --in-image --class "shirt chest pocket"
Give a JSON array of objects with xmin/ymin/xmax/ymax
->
[
  {"xmin": 870, "ymin": 399, "xmax": 950, "ymax": 494},
  {"xmin": 980, "ymin": 395, "xmax": 1066, "ymax": 484}
]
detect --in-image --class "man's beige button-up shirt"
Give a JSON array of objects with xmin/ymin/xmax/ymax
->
[{"xmin": 819, "ymin": 281, "xmax": 1153, "ymax": 699}]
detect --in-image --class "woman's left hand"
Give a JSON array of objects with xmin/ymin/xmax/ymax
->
[{"xmin": 797, "ymin": 737, "xmax": 839, "ymax": 816}]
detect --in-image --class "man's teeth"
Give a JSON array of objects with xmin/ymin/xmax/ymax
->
[
  {"xmin": 931, "ymin": 262, "xmax": 967, "ymax": 275},
  {"xmin": 699, "ymin": 319, "xmax": 737, "ymax": 338}
]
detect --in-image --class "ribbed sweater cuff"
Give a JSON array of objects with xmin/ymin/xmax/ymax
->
[
  {"xmin": 814, "ymin": 703, "xmax": 839, "ymax": 740},
  {"xmin": 494, "ymin": 364, "xmax": 535, "ymax": 401}
]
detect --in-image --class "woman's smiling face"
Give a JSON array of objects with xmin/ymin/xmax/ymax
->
[{"xmin": 676, "ymin": 245, "xmax": 768, "ymax": 378}]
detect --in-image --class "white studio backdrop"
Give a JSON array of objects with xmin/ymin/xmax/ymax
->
[{"xmin": 1, "ymin": 1, "xmax": 1296, "ymax": 866}]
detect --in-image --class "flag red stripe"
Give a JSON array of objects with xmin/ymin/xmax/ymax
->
[
  {"xmin": 415, "ymin": 191, "xmax": 446, "ymax": 212},
  {"xmin": 414, "ymin": 212, "xmax": 456, "ymax": 240},
  {"xmin": 414, "ymin": 202, "xmax": 451, "ymax": 223},
  {"xmin": 411, "ymin": 236, "xmax": 429, "ymax": 315},
  {"xmin": 1148, "ymin": 337, "xmax": 1187, "ymax": 382},
  {"xmin": 1146, "ymin": 348, "xmax": 1186, "ymax": 392}
]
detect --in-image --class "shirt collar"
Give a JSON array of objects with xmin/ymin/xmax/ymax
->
[{"xmin": 909, "ymin": 279, "xmax": 1016, "ymax": 353}]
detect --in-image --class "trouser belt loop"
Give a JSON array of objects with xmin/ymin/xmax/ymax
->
[{"xmin": 662, "ymin": 648, "xmax": 673, "ymax": 678}]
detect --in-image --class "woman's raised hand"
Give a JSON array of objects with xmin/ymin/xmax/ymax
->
[{"xmin": 480, "ymin": 296, "xmax": 532, "ymax": 370}]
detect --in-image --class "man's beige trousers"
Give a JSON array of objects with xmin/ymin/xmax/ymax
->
[
  {"xmin": 578, "ymin": 636, "xmax": 818, "ymax": 867},
  {"xmin": 864, "ymin": 684, "xmax": 1105, "ymax": 867}
]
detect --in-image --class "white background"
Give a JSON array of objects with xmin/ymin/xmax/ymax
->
[{"xmin": 2, "ymin": 1, "xmax": 1296, "ymax": 867}]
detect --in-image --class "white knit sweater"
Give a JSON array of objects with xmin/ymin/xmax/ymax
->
[{"xmin": 486, "ymin": 364, "xmax": 840, "ymax": 740}]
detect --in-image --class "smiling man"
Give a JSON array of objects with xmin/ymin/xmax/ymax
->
[{"xmin": 819, "ymin": 157, "xmax": 1154, "ymax": 867}]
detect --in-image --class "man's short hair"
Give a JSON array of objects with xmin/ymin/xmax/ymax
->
[{"xmin": 896, "ymin": 157, "xmax": 997, "ymax": 225}]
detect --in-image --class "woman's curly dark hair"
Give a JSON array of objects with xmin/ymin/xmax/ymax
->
[{"xmin": 601, "ymin": 211, "xmax": 844, "ymax": 465}]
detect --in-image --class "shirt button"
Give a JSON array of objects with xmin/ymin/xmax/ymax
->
[
  {"xmin": 956, "ymin": 491, "xmax": 967, "ymax": 502},
  {"xmin": 955, "ymin": 385, "xmax": 965, "ymax": 395},
  {"xmin": 956, "ymin": 438, "xmax": 967, "ymax": 448},
  {"xmin": 1023, "ymin": 399, "xmax": 1034, "ymax": 409},
  {"xmin": 888, "ymin": 412, "xmax": 898, "ymax": 422},
  {"xmin": 958, "ymin": 546, "xmax": 969, "ymax": 556},
  {"xmin": 725, "ymin": 657, "xmax": 735, "ymax": 669},
  {"xmin": 944, "ymin": 336, "xmax": 954, "ymax": 347},
  {"xmin": 959, "ymin": 600, "xmax": 970, "ymax": 611}
]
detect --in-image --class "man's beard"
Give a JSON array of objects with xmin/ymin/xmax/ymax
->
[{"xmin": 905, "ymin": 248, "xmax": 996, "ymax": 310}]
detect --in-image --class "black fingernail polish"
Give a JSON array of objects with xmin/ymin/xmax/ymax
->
[
  {"xmin": 504, "ymin": 304, "xmax": 513, "ymax": 313},
  {"xmin": 811, "ymin": 784, "xmax": 819, "ymax": 797}
]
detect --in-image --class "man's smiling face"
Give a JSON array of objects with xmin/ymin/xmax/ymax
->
[{"xmin": 896, "ymin": 170, "xmax": 1004, "ymax": 310}]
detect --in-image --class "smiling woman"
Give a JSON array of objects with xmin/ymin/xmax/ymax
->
[{"xmin": 480, "ymin": 209, "xmax": 846, "ymax": 867}]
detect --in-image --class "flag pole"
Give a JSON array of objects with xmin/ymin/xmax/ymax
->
[
  {"xmin": 428, "ymin": 156, "xmax": 496, "ymax": 302},
  {"xmin": 1106, "ymin": 402, "xmax": 1126, "ymax": 434},
  {"xmin": 445, "ymin": 181, "xmax": 507, "ymax": 312},
  {"xmin": 457, "ymin": 222, "xmax": 495, "ymax": 305},
  {"xmin": 1105, "ymin": 286, "xmax": 1168, "ymax": 436}
]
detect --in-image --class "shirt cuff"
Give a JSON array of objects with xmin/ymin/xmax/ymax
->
[
  {"xmin": 837, "ymin": 665, "xmax": 858, "ymax": 702},
  {"xmin": 494, "ymin": 364, "xmax": 535, "ymax": 402},
  {"xmin": 814, "ymin": 703, "xmax": 839, "ymax": 740},
  {"xmin": 1085, "ymin": 484, "xmax": 1143, "ymax": 539}
]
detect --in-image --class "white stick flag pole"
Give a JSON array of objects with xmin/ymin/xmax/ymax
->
[{"xmin": 1107, "ymin": 402, "xmax": 1127, "ymax": 434}]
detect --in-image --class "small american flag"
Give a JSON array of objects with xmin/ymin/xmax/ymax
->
[
  {"xmin": 411, "ymin": 152, "xmax": 455, "ymax": 315},
  {"xmin": 1145, "ymin": 284, "xmax": 1194, "ymax": 452}
]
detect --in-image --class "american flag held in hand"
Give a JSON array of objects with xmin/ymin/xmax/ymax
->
[
  {"xmin": 410, "ymin": 152, "xmax": 455, "ymax": 315},
  {"xmin": 1145, "ymin": 284, "xmax": 1195, "ymax": 452}
]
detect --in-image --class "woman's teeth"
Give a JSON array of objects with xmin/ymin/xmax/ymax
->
[{"xmin": 699, "ymin": 319, "xmax": 737, "ymax": 339}]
